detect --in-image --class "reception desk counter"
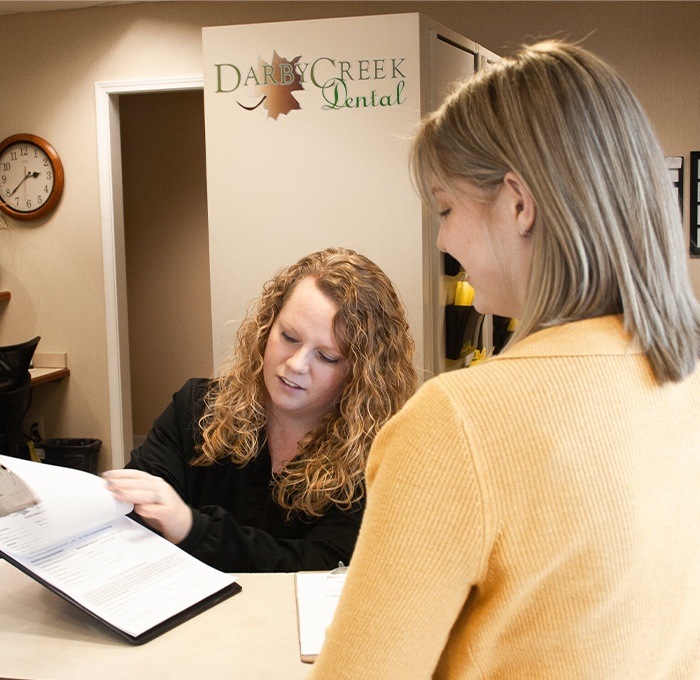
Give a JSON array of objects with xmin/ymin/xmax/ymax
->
[{"xmin": 0, "ymin": 560, "xmax": 309, "ymax": 680}]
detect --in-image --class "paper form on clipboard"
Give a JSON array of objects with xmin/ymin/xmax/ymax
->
[{"xmin": 294, "ymin": 570, "xmax": 347, "ymax": 662}]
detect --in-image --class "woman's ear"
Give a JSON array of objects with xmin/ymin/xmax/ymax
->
[{"xmin": 503, "ymin": 171, "xmax": 536, "ymax": 236}]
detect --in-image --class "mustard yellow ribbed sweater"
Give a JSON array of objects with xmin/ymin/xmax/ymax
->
[{"xmin": 309, "ymin": 316, "xmax": 700, "ymax": 679}]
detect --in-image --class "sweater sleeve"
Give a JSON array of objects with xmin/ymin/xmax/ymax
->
[
  {"xmin": 308, "ymin": 379, "xmax": 490, "ymax": 680},
  {"xmin": 179, "ymin": 502, "xmax": 363, "ymax": 573}
]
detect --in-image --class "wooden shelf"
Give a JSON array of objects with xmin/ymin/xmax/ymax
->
[
  {"xmin": 29, "ymin": 367, "xmax": 70, "ymax": 387},
  {"xmin": 30, "ymin": 355, "xmax": 70, "ymax": 387},
  {"xmin": 0, "ymin": 297, "xmax": 69, "ymax": 385}
]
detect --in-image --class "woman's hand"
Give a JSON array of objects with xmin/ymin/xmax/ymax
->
[{"xmin": 102, "ymin": 469, "xmax": 193, "ymax": 545}]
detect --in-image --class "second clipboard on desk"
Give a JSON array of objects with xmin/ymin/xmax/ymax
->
[{"xmin": 294, "ymin": 568, "xmax": 347, "ymax": 662}]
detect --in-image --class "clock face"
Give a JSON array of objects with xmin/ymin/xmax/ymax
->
[{"xmin": 0, "ymin": 135, "xmax": 63, "ymax": 220}]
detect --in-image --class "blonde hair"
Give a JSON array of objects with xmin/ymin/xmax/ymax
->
[
  {"xmin": 195, "ymin": 247, "xmax": 417, "ymax": 517},
  {"xmin": 411, "ymin": 40, "xmax": 700, "ymax": 384}
]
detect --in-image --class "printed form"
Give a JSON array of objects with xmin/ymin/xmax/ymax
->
[{"xmin": 0, "ymin": 455, "xmax": 238, "ymax": 641}]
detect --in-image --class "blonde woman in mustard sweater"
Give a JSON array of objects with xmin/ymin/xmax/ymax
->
[{"xmin": 309, "ymin": 42, "xmax": 700, "ymax": 679}]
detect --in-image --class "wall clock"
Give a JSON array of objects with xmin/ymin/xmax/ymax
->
[{"xmin": 0, "ymin": 133, "xmax": 64, "ymax": 221}]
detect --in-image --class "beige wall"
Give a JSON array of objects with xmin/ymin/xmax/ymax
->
[
  {"xmin": 120, "ymin": 90, "xmax": 212, "ymax": 438},
  {"xmin": 0, "ymin": 1, "xmax": 698, "ymax": 469}
]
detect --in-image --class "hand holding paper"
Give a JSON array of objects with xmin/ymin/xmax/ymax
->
[{"xmin": 103, "ymin": 468, "xmax": 193, "ymax": 544}]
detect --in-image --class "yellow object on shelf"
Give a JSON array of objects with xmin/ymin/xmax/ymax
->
[
  {"xmin": 455, "ymin": 280, "xmax": 474, "ymax": 306},
  {"xmin": 468, "ymin": 348, "xmax": 488, "ymax": 366},
  {"xmin": 27, "ymin": 441, "xmax": 42, "ymax": 463}
]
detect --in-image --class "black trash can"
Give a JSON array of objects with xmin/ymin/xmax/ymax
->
[{"xmin": 43, "ymin": 438, "xmax": 102, "ymax": 474}]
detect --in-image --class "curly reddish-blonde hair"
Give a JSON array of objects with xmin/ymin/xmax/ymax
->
[{"xmin": 194, "ymin": 247, "xmax": 418, "ymax": 517}]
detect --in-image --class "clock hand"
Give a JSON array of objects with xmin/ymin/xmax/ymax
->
[{"xmin": 9, "ymin": 171, "xmax": 41, "ymax": 196}]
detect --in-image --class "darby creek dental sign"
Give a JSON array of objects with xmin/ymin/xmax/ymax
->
[{"xmin": 213, "ymin": 51, "xmax": 408, "ymax": 120}]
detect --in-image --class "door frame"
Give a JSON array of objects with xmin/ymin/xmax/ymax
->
[{"xmin": 94, "ymin": 76, "xmax": 204, "ymax": 467}]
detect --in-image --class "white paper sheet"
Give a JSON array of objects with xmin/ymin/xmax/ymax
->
[
  {"xmin": 295, "ymin": 571, "xmax": 347, "ymax": 661},
  {"xmin": 0, "ymin": 455, "xmax": 237, "ymax": 639},
  {"xmin": 0, "ymin": 454, "xmax": 132, "ymax": 554}
]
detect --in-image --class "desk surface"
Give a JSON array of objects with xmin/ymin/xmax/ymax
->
[{"xmin": 0, "ymin": 559, "xmax": 310, "ymax": 680}]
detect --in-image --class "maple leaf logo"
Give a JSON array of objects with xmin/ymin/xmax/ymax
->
[{"xmin": 247, "ymin": 51, "xmax": 304, "ymax": 120}]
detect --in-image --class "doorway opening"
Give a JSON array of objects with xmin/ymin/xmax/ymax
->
[{"xmin": 95, "ymin": 77, "xmax": 211, "ymax": 467}]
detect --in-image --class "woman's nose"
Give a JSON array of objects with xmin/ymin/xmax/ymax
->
[{"xmin": 286, "ymin": 347, "xmax": 311, "ymax": 373}]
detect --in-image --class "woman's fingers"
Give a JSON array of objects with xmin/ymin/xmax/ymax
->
[
  {"xmin": 103, "ymin": 469, "xmax": 164, "ymax": 504},
  {"xmin": 102, "ymin": 470, "xmax": 192, "ymax": 544}
]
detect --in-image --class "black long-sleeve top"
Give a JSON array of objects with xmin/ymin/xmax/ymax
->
[{"xmin": 126, "ymin": 378, "xmax": 364, "ymax": 573}]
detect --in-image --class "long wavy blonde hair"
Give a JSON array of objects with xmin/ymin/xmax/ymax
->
[{"xmin": 194, "ymin": 247, "xmax": 418, "ymax": 517}]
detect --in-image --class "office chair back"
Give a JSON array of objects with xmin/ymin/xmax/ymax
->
[{"xmin": 0, "ymin": 336, "xmax": 40, "ymax": 457}]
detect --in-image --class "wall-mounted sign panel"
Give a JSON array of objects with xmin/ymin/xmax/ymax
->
[{"xmin": 202, "ymin": 14, "xmax": 486, "ymax": 374}]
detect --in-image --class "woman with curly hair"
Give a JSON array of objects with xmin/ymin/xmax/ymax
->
[{"xmin": 104, "ymin": 247, "xmax": 417, "ymax": 572}]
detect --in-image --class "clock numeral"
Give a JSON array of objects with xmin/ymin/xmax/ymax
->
[
  {"xmin": 1, "ymin": 175, "xmax": 6, "ymax": 184},
  {"xmin": 20, "ymin": 146, "xmax": 29, "ymax": 157},
  {"xmin": 9, "ymin": 151, "xmax": 17, "ymax": 161},
  {"xmin": 43, "ymin": 157, "xmax": 49, "ymax": 167},
  {"xmin": 47, "ymin": 170, "xmax": 53, "ymax": 180},
  {"xmin": 37, "ymin": 196, "xmax": 43, "ymax": 206},
  {"xmin": 25, "ymin": 199, "xmax": 32, "ymax": 209},
  {"xmin": 2, "ymin": 162, "xmax": 10, "ymax": 171}
]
